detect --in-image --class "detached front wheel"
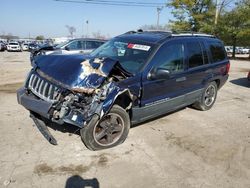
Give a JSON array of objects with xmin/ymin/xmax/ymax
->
[{"xmin": 80, "ymin": 105, "xmax": 130, "ymax": 150}]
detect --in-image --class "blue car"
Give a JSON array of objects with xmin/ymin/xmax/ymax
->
[{"xmin": 17, "ymin": 30, "xmax": 230, "ymax": 150}]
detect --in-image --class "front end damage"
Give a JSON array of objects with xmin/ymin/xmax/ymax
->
[{"xmin": 17, "ymin": 55, "xmax": 134, "ymax": 144}]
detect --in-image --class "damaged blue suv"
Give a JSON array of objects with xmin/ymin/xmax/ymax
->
[{"xmin": 17, "ymin": 31, "xmax": 230, "ymax": 150}]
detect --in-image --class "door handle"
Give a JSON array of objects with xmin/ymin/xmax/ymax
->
[{"xmin": 176, "ymin": 77, "xmax": 186, "ymax": 82}]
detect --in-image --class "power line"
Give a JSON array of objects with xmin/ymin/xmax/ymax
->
[
  {"xmin": 85, "ymin": 0, "xmax": 165, "ymax": 5},
  {"xmin": 54, "ymin": 0, "xmax": 166, "ymax": 7}
]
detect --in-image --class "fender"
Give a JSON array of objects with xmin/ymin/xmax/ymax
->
[{"xmin": 102, "ymin": 86, "xmax": 133, "ymax": 116}]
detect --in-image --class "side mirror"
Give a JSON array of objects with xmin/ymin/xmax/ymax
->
[
  {"xmin": 65, "ymin": 46, "xmax": 70, "ymax": 51},
  {"xmin": 148, "ymin": 67, "xmax": 170, "ymax": 80}
]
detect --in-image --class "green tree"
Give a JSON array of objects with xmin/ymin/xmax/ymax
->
[
  {"xmin": 168, "ymin": 0, "xmax": 215, "ymax": 32},
  {"xmin": 217, "ymin": 0, "xmax": 250, "ymax": 58},
  {"xmin": 36, "ymin": 35, "xmax": 45, "ymax": 40}
]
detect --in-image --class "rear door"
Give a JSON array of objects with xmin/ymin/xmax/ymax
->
[
  {"xmin": 83, "ymin": 40, "xmax": 100, "ymax": 54},
  {"xmin": 183, "ymin": 39, "xmax": 211, "ymax": 102}
]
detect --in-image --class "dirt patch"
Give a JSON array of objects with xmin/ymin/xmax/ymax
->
[
  {"xmin": 165, "ymin": 133, "xmax": 238, "ymax": 165},
  {"xmin": 34, "ymin": 163, "xmax": 54, "ymax": 175},
  {"xmin": 7, "ymin": 60, "xmax": 25, "ymax": 63},
  {"xmin": 34, "ymin": 163, "xmax": 91, "ymax": 176},
  {"xmin": 0, "ymin": 82, "xmax": 23, "ymax": 93},
  {"xmin": 34, "ymin": 154, "xmax": 110, "ymax": 175},
  {"xmin": 97, "ymin": 154, "xmax": 109, "ymax": 167}
]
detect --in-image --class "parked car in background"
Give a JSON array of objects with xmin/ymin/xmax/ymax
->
[
  {"xmin": 0, "ymin": 42, "xmax": 6, "ymax": 51},
  {"xmin": 241, "ymin": 48, "xmax": 249, "ymax": 54},
  {"xmin": 17, "ymin": 30, "xmax": 229, "ymax": 150},
  {"xmin": 7, "ymin": 42, "xmax": 22, "ymax": 52},
  {"xmin": 28, "ymin": 43, "xmax": 39, "ymax": 51},
  {"xmin": 30, "ymin": 38, "xmax": 106, "ymax": 61},
  {"xmin": 225, "ymin": 46, "xmax": 233, "ymax": 54},
  {"xmin": 22, "ymin": 43, "xmax": 29, "ymax": 51}
]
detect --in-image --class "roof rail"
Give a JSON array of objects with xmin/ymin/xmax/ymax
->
[
  {"xmin": 171, "ymin": 31, "xmax": 215, "ymax": 38},
  {"xmin": 124, "ymin": 29, "xmax": 172, "ymax": 35},
  {"xmin": 141, "ymin": 29, "xmax": 171, "ymax": 33},
  {"xmin": 171, "ymin": 33, "xmax": 215, "ymax": 37}
]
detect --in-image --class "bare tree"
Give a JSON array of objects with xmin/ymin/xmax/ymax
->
[
  {"xmin": 92, "ymin": 31, "xmax": 106, "ymax": 39},
  {"xmin": 65, "ymin": 25, "xmax": 76, "ymax": 38}
]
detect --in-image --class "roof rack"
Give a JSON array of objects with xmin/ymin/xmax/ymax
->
[
  {"xmin": 125, "ymin": 29, "xmax": 214, "ymax": 36},
  {"xmin": 171, "ymin": 30, "xmax": 215, "ymax": 38},
  {"xmin": 171, "ymin": 33, "xmax": 215, "ymax": 37},
  {"xmin": 124, "ymin": 29, "xmax": 171, "ymax": 35}
]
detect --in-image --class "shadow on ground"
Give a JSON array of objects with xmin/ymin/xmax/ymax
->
[
  {"xmin": 46, "ymin": 120, "xmax": 81, "ymax": 136},
  {"xmin": 65, "ymin": 175, "xmax": 99, "ymax": 188},
  {"xmin": 230, "ymin": 78, "xmax": 250, "ymax": 88}
]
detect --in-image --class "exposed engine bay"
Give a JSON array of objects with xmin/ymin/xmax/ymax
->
[{"xmin": 24, "ymin": 56, "xmax": 134, "ymax": 129}]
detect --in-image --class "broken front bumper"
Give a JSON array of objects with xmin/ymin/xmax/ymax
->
[
  {"xmin": 17, "ymin": 87, "xmax": 52, "ymax": 119},
  {"xmin": 17, "ymin": 87, "xmax": 87, "ymax": 128}
]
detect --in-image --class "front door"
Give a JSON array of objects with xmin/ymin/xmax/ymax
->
[{"xmin": 136, "ymin": 41, "xmax": 188, "ymax": 122}]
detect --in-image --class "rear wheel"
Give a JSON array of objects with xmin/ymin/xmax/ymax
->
[
  {"xmin": 193, "ymin": 81, "xmax": 217, "ymax": 111},
  {"xmin": 80, "ymin": 105, "xmax": 130, "ymax": 150}
]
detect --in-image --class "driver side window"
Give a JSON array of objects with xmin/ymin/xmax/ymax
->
[{"xmin": 155, "ymin": 43, "xmax": 184, "ymax": 73}]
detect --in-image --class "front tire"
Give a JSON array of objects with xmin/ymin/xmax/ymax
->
[
  {"xmin": 193, "ymin": 81, "xmax": 218, "ymax": 111},
  {"xmin": 80, "ymin": 105, "xmax": 130, "ymax": 150}
]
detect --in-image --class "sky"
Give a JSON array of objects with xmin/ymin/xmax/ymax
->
[{"xmin": 0, "ymin": 0, "xmax": 173, "ymax": 38}]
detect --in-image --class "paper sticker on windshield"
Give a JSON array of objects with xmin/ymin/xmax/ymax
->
[{"xmin": 127, "ymin": 43, "xmax": 151, "ymax": 51}]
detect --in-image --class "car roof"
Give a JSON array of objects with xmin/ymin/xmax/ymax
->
[
  {"xmin": 69, "ymin": 38, "xmax": 107, "ymax": 42},
  {"xmin": 117, "ymin": 31, "xmax": 172, "ymax": 44},
  {"xmin": 116, "ymin": 30, "xmax": 218, "ymax": 45}
]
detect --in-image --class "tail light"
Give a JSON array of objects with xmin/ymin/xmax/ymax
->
[{"xmin": 225, "ymin": 63, "xmax": 230, "ymax": 75}]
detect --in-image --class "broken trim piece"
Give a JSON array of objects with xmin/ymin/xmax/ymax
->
[
  {"xmin": 30, "ymin": 113, "xmax": 58, "ymax": 145},
  {"xmin": 102, "ymin": 87, "xmax": 133, "ymax": 115}
]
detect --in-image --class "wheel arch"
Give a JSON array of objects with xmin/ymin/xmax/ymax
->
[{"xmin": 102, "ymin": 88, "xmax": 133, "ymax": 118}]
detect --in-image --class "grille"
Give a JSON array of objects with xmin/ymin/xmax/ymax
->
[{"xmin": 28, "ymin": 74, "xmax": 61, "ymax": 102}]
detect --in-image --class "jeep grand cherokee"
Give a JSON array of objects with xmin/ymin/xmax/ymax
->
[{"xmin": 17, "ymin": 31, "xmax": 230, "ymax": 150}]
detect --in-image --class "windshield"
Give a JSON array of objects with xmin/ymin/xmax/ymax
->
[
  {"xmin": 9, "ymin": 43, "xmax": 18, "ymax": 45},
  {"xmin": 90, "ymin": 38, "xmax": 154, "ymax": 74}
]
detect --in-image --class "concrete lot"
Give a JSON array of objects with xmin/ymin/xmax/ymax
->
[{"xmin": 0, "ymin": 51, "xmax": 249, "ymax": 188}]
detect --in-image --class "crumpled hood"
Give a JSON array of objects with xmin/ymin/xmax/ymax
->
[{"xmin": 35, "ymin": 54, "xmax": 118, "ymax": 89}]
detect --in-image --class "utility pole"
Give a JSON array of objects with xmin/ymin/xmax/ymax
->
[
  {"xmin": 157, "ymin": 7, "xmax": 164, "ymax": 29},
  {"xmin": 86, "ymin": 20, "xmax": 89, "ymax": 38},
  {"xmin": 214, "ymin": 0, "xmax": 220, "ymax": 25},
  {"xmin": 82, "ymin": 20, "xmax": 84, "ymax": 37}
]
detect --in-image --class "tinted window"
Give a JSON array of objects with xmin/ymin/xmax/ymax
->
[
  {"xmin": 208, "ymin": 41, "xmax": 226, "ymax": 63},
  {"xmin": 86, "ymin": 41, "xmax": 98, "ymax": 49},
  {"xmin": 201, "ymin": 42, "xmax": 209, "ymax": 64},
  {"xmin": 154, "ymin": 43, "xmax": 184, "ymax": 73},
  {"xmin": 66, "ymin": 41, "xmax": 82, "ymax": 50},
  {"xmin": 187, "ymin": 41, "xmax": 203, "ymax": 68}
]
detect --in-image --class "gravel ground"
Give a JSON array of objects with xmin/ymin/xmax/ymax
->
[{"xmin": 0, "ymin": 51, "xmax": 249, "ymax": 188}]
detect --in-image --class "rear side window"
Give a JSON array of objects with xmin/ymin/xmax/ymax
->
[
  {"xmin": 208, "ymin": 41, "xmax": 226, "ymax": 63},
  {"xmin": 187, "ymin": 41, "xmax": 204, "ymax": 68},
  {"xmin": 85, "ymin": 41, "xmax": 96, "ymax": 49}
]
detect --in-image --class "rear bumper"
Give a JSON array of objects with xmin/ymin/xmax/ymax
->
[
  {"xmin": 218, "ymin": 74, "xmax": 229, "ymax": 89},
  {"xmin": 8, "ymin": 48, "xmax": 21, "ymax": 51},
  {"xmin": 17, "ymin": 87, "xmax": 52, "ymax": 119}
]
